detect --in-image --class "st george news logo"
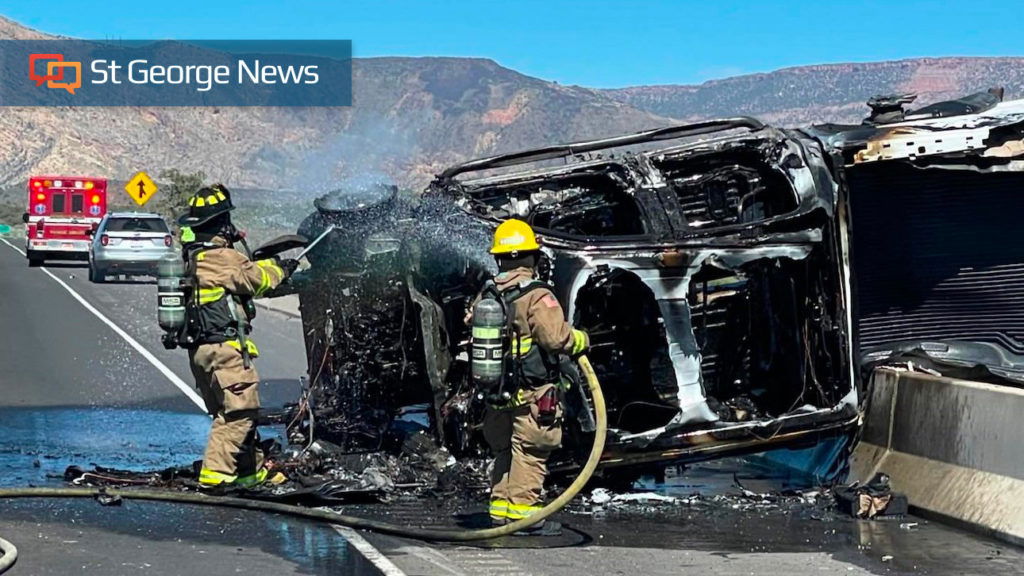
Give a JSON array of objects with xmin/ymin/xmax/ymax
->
[
  {"xmin": 29, "ymin": 53, "xmax": 81, "ymax": 94},
  {"xmin": 6, "ymin": 40, "xmax": 352, "ymax": 106}
]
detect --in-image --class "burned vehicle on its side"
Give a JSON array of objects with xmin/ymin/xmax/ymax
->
[{"xmin": 291, "ymin": 90, "xmax": 1024, "ymax": 479}]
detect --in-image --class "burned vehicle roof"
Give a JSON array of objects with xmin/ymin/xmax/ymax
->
[
  {"xmin": 288, "ymin": 89, "xmax": 1024, "ymax": 482},
  {"xmin": 431, "ymin": 117, "xmax": 839, "ymax": 250}
]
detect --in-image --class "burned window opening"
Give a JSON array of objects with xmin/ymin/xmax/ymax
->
[
  {"xmin": 573, "ymin": 266, "xmax": 678, "ymax": 433},
  {"xmin": 656, "ymin": 150, "xmax": 799, "ymax": 230},
  {"xmin": 688, "ymin": 264, "xmax": 752, "ymax": 408},
  {"xmin": 460, "ymin": 166, "xmax": 648, "ymax": 238},
  {"xmin": 689, "ymin": 255, "xmax": 844, "ymax": 422}
]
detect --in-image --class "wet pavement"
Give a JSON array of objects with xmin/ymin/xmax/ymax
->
[
  {"xmin": 0, "ymin": 406, "xmax": 209, "ymax": 487},
  {"xmin": 0, "ymin": 242, "xmax": 305, "ymax": 488},
  {"xmin": 0, "ymin": 499, "xmax": 376, "ymax": 575},
  {"xmin": 0, "ymin": 241, "xmax": 305, "ymax": 411},
  {"xmin": 0, "ymin": 242, "xmax": 374, "ymax": 575},
  {"xmin": 562, "ymin": 481, "xmax": 1022, "ymax": 575}
]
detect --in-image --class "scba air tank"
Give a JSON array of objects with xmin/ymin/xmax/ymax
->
[
  {"xmin": 157, "ymin": 254, "xmax": 186, "ymax": 334},
  {"xmin": 471, "ymin": 296, "xmax": 505, "ymax": 388}
]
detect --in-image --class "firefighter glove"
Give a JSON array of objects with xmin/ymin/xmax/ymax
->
[
  {"xmin": 276, "ymin": 257, "xmax": 299, "ymax": 277},
  {"xmin": 570, "ymin": 329, "xmax": 590, "ymax": 358}
]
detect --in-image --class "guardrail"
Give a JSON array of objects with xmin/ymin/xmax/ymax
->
[{"xmin": 851, "ymin": 368, "xmax": 1024, "ymax": 545}]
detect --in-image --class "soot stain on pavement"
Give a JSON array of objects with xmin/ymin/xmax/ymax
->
[
  {"xmin": 557, "ymin": 459, "xmax": 1024, "ymax": 575},
  {"xmin": 566, "ymin": 501, "xmax": 1022, "ymax": 575},
  {"xmin": 21, "ymin": 404, "xmax": 1023, "ymax": 576},
  {"xmin": 4, "ymin": 406, "xmax": 1022, "ymax": 574}
]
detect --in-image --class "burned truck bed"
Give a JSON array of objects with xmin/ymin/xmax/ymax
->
[{"xmin": 288, "ymin": 90, "xmax": 1024, "ymax": 479}]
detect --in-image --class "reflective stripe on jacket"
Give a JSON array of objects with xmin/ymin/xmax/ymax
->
[{"xmin": 188, "ymin": 237, "xmax": 286, "ymax": 345}]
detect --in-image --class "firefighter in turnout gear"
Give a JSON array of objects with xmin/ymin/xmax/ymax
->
[
  {"xmin": 472, "ymin": 219, "xmax": 589, "ymax": 536},
  {"xmin": 176, "ymin": 184, "xmax": 299, "ymax": 487}
]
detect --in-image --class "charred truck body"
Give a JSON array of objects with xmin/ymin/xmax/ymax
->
[{"xmin": 292, "ymin": 91, "xmax": 1024, "ymax": 478}]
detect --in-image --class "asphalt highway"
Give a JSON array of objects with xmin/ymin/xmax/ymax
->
[
  {"xmin": 0, "ymin": 240, "xmax": 388, "ymax": 575},
  {"xmin": 0, "ymin": 237, "xmax": 1022, "ymax": 576}
]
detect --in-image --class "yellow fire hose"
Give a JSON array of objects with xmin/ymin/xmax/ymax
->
[{"xmin": 0, "ymin": 356, "xmax": 606, "ymax": 546}]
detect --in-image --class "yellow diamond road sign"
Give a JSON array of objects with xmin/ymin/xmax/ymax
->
[{"xmin": 126, "ymin": 171, "xmax": 158, "ymax": 206}]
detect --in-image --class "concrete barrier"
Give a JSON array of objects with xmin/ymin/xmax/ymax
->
[{"xmin": 851, "ymin": 367, "xmax": 1024, "ymax": 544}]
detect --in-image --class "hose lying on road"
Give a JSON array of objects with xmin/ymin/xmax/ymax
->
[
  {"xmin": 0, "ymin": 535, "xmax": 17, "ymax": 574},
  {"xmin": 0, "ymin": 356, "xmax": 606, "ymax": 542}
]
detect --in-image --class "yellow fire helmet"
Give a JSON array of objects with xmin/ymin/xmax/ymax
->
[{"xmin": 490, "ymin": 218, "xmax": 541, "ymax": 255}]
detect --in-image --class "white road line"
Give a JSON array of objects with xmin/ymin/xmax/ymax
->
[
  {"xmin": 332, "ymin": 526, "xmax": 407, "ymax": 576},
  {"xmin": 400, "ymin": 545, "xmax": 470, "ymax": 575},
  {"xmin": 2, "ymin": 238, "xmax": 25, "ymax": 256},
  {"xmin": 1, "ymin": 238, "xmax": 206, "ymax": 411}
]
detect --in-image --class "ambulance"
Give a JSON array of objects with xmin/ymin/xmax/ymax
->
[{"xmin": 23, "ymin": 176, "xmax": 108, "ymax": 266}]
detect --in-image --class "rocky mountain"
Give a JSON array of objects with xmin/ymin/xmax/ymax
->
[
  {"xmin": 2, "ymin": 15, "xmax": 1023, "ymax": 193},
  {"xmin": 603, "ymin": 57, "xmax": 1024, "ymax": 126},
  {"xmin": 0, "ymin": 16, "xmax": 669, "ymax": 191}
]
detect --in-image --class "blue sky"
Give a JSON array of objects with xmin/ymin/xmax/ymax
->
[{"xmin": 3, "ymin": 0, "xmax": 1020, "ymax": 88}]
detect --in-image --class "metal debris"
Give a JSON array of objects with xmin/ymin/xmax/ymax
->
[{"xmin": 93, "ymin": 490, "xmax": 123, "ymax": 507}]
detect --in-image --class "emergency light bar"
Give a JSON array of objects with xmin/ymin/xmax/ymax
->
[{"xmin": 31, "ymin": 178, "xmax": 101, "ymax": 190}]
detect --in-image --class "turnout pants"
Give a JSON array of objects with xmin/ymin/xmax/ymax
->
[
  {"xmin": 188, "ymin": 342, "xmax": 264, "ymax": 486},
  {"xmin": 483, "ymin": 383, "xmax": 563, "ymax": 522}
]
